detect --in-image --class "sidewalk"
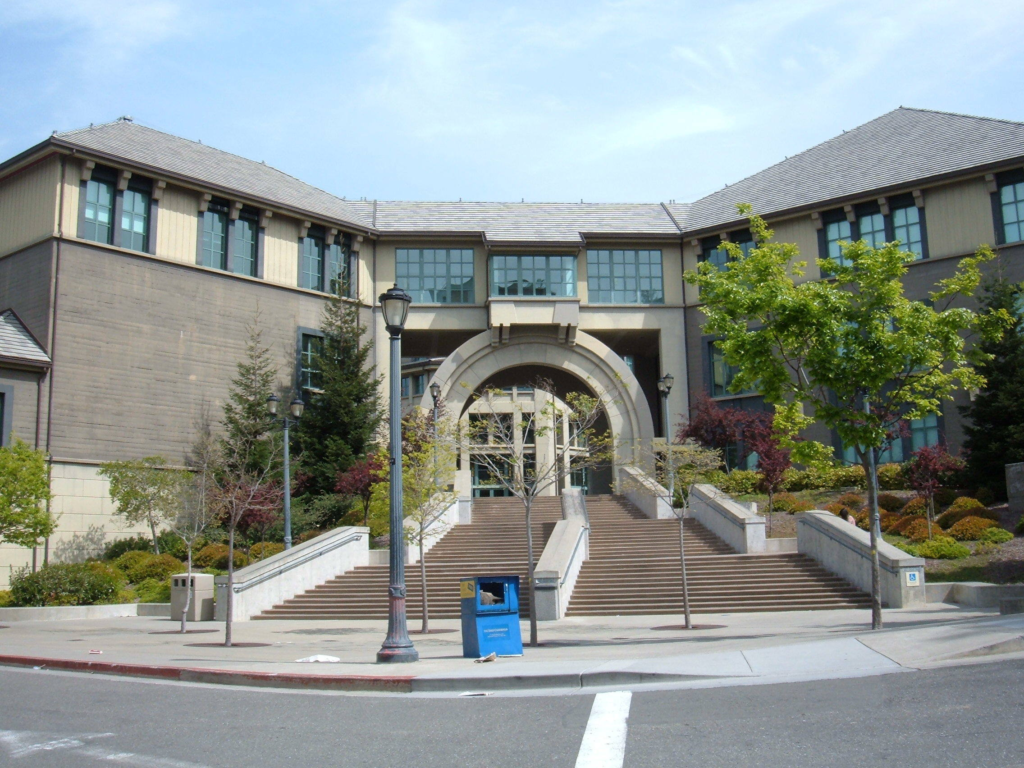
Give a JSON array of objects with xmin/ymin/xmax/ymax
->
[{"xmin": 1, "ymin": 604, "xmax": 1022, "ymax": 694}]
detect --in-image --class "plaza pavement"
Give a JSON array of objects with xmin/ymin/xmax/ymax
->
[{"xmin": 1, "ymin": 604, "xmax": 1022, "ymax": 694}]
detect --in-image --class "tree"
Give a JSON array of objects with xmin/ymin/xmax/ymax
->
[
  {"xmin": 743, "ymin": 412, "xmax": 792, "ymax": 534},
  {"xmin": 293, "ymin": 294, "xmax": 382, "ymax": 499},
  {"xmin": 0, "ymin": 438, "xmax": 55, "ymax": 549},
  {"xmin": 961, "ymin": 275, "xmax": 1024, "ymax": 498},
  {"xmin": 906, "ymin": 444, "xmax": 964, "ymax": 538},
  {"xmin": 687, "ymin": 206, "xmax": 1006, "ymax": 630},
  {"xmin": 335, "ymin": 454, "xmax": 385, "ymax": 527},
  {"xmin": 460, "ymin": 386, "xmax": 612, "ymax": 647},
  {"xmin": 216, "ymin": 314, "xmax": 284, "ymax": 647},
  {"xmin": 100, "ymin": 456, "xmax": 179, "ymax": 554},
  {"xmin": 677, "ymin": 394, "xmax": 748, "ymax": 471}
]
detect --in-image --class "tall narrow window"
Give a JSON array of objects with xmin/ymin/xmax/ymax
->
[
  {"xmin": 586, "ymin": 249, "xmax": 663, "ymax": 304},
  {"xmin": 910, "ymin": 413, "xmax": 940, "ymax": 451},
  {"xmin": 82, "ymin": 177, "xmax": 115, "ymax": 244},
  {"xmin": 120, "ymin": 188, "xmax": 149, "ymax": 252},
  {"xmin": 1000, "ymin": 178, "xmax": 1024, "ymax": 244},
  {"xmin": 232, "ymin": 211, "xmax": 258, "ymax": 277},
  {"xmin": 300, "ymin": 333, "xmax": 323, "ymax": 390},
  {"xmin": 699, "ymin": 236, "xmax": 729, "ymax": 271},
  {"xmin": 858, "ymin": 210, "xmax": 886, "ymax": 248},
  {"xmin": 397, "ymin": 248, "xmax": 474, "ymax": 303},
  {"xmin": 709, "ymin": 342, "xmax": 755, "ymax": 397},
  {"xmin": 300, "ymin": 231, "xmax": 325, "ymax": 291},
  {"xmin": 892, "ymin": 205, "xmax": 923, "ymax": 258},
  {"xmin": 326, "ymin": 239, "xmax": 352, "ymax": 296},
  {"xmin": 490, "ymin": 255, "xmax": 576, "ymax": 297},
  {"xmin": 200, "ymin": 201, "xmax": 228, "ymax": 270},
  {"xmin": 825, "ymin": 218, "xmax": 852, "ymax": 265}
]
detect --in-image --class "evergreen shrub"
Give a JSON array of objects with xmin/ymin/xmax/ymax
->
[
  {"xmin": 876, "ymin": 493, "xmax": 905, "ymax": 512},
  {"xmin": 877, "ymin": 463, "xmax": 907, "ymax": 491},
  {"xmin": 905, "ymin": 518, "xmax": 944, "ymax": 542},
  {"xmin": 103, "ymin": 536, "xmax": 153, "ymax": 560},
  {"xmin": 9, "ymin": 563, "xmax": 126, "ymax": 607},
  {"xmin": 948, "ymin": 516, "xmax": 1000, "ymax": 541},
  {"xmin": 915, "ymin": 536, "xmax": 971, "ymax": 559},
  {"xmin": 981, "ymin": 527, "xmax": 1014, "ymax": 544},
  {"xmin": 136, "ymin": 577, "xmax": 172, "ymax": 603},
  {"xmin": 249, "ymin": 542, "xmax": 285, "ymax": 561},
  {"xmin": 770, "ymin": 492, "xmax": 814, "ymax": 514},
  {"xmin": 901, "ymin": 497, "xmax": 927, "ymax": 515},
  {"xmin": 194, "ymin": 544, "xmax": 248, "ymax": 570},
  {"xmin": 937, "ymin": 499, "xmax": 997, "ymax": 529}
]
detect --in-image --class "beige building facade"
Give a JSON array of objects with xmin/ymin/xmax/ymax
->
[{"xmin": 1, "ymin": 108, "xmax": 1023, "ymax": 585}]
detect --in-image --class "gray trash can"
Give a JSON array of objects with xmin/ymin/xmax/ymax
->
[{"xmin": 171, "ymin": 573, "xmax": 215, "ymax": 622}]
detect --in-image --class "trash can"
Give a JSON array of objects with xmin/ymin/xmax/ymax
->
[
  {"xmin": 171, "ymin": 573, "xmax": 215, "ymax": 622},
  {"xmin": 460, "ymin": 575, "xmax": 523, "ymax": 658}
]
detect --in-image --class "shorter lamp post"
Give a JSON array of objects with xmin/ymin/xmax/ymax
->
[
  {"xmin": 267, "ymin": 394, "xmax": 305, "ymax": 550},
  {"xmin": 377, "ymin": 285, "xmax": 418, "ymax": 663},
  {"xmin": 658, "ymin": 373, "xmax": 691, "ymax": 629}
]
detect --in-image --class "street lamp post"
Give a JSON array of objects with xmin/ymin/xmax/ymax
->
[
  {"xmin": 430, "ymin": 381, "xmax": 441, "ymax": 481},
  {"xmin": 659, "ymin": 373, "xmax": 692, "ymax": 629},
  {"xmin": 266, "ymin": 394, "xmax": 304, "ymax": 550},
  {"xmin": 377, "ymin": 285, "xmax": 419, "ymax": 664}
]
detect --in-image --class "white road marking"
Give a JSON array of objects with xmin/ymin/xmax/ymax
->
[
  {"xmin": 0, "ymin": 730, "xmax": 210, "ymax": 767},
  {"xmin": 575, "ymin": 690, "xmax": 633, "ymax": 768}
]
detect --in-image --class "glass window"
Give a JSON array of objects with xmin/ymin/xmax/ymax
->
[
  {"xmin": 232, "ymin": 213, "xmax": 258, "ymax": 277},
  {"xmin": 397, "ymin": 248, "xmax": 474, "ymax": 304},
  {"xmin": 490, "ymin": 255, "xmax": 576, "ymax": 297},
  {"xmin": 326, "ymin": 241, "xmax": 351, "ymax": 297},
  {"xmin": 842, "ymin": 439, "xmax": 903, "ymax": 466},
  {"xmin": 892, "ymin": 205, "xmax": 923, "ymax": 259},
  {"xmin": 586, "ymin": 249, "xmax": 663, "ymax": 304},
  {"xmin": 699, "ymin": 237, "xmax": 729, "ymax": 271},
  {"xmin": 120, "ymin": 188, "xmax": 149, "ymax": 252},
  {"xmin": 1001, "ymin": 180, "xmax": 1024, "ymax": 243},
  {"xmin": 300, "ymin": 233, "xmax": 324, "ymax": 291},
  {"xmin": 826, "ymin": 218, "xmax": 853, "ymax": 266},
  {"xmin": 412, "ymin": 374, "xmax": 426, "ymax": 396},
  {"xmin": 622, "ymin": 354, "xmax": 635, "ymax": 373},
  {"xmin": 910, "ymin": 413, "xmax": 940, "ymax": 452},
  {"xmin": 300, "ymin": 333, "xmax": 323, "ymax": 390},
  {"xmin": 401, "ymin": 376, "xmax": 410, "ymax": 397},
  {"xmin": 200, "ymin": 204, "xmax": 228, "ymax": 270},
  {"xmin": 709, "ymin": 342, "xmax": 754, "ymax": 397},
  {"xmin": 82, "ymin": 178, "xmax": 114, "ymax": 244},
  {"xmin": 858, "ymin": 212, "xmax": 885, "ymax": 248}
]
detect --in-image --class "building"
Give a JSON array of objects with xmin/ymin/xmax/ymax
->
[{"xmin": 1, "ymin": 107, "xmax": 1022, "ymax": 584}]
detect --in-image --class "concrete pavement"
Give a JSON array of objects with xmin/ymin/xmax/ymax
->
[{"xmin": 1, "ymin": 604, "xmax": 1022, "ymax": 694}]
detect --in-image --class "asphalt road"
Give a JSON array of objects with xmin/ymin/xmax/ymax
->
[{"xmin": 1, "ymin": 661, "xmax": 1023, "ymax": 767}]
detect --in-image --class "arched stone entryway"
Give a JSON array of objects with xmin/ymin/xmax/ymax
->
[{"xmin": 417, "ymin": 328, "xmax": 656, "ymax": 491}]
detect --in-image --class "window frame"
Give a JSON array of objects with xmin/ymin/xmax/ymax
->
[
  {"xmin": 229, "ymin": 205, "xmax": 262, "ymax": 278},
  {"xmin": 299, "ymin": 226, "xmax": 326, "ymax": 292},
  {"xmin": 0, "ymin": 383, "xmax": 12, "ymax": 448},
  {"xmin": 585, "ymin": 249, "xmax": 664, "ymax": 304},
  {"xmin": 489, "ymin": 254, "xmax": 577, "ymax": 297},
  {"xmin": 296, "ymin": 327, "xmax": 325, "ymax": 393},
  {"xmin": 396, "ymin": 247, "xmax": 474, "ymax": 304},
  {"xmin": 994, "ymin": 169, "xmax": 1024, "ymax": 246},
  {"xmin": 77, "ymin": 165, "xmax": 159, "ymax": 255},
  {"xmin": 198, "ymin": 198, "xmax": 230, "ymax": 271},
  {"xmin": 886, "ymin": 193, "xmax": 929, "ymax": 260},
  {"xmin": 704, "ymin": 337, "xmax": 757, "ymax": 399}
]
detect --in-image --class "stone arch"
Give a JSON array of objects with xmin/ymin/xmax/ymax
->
[{"xmin": 418, "ymin": 328, "xmax": 655, "ymax": 467}]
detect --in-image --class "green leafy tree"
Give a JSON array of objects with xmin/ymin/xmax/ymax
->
[
  {"xmin": 293, "ymin": 295, "xmax": 382, "ymax": 500},
  {"xmin": 686, "ymin": 206, "xmax": 1007, "ymax": 629},
  {"xmin": 100, "ymin": 456, "xmax": 180, "ymax": 554},
  {"xmin": 961, "ymin": 275, "xmax": 1024, "ymax": 498},
  {"xmin": 0, "ymin": 438, "xmax": 55, "ymax": 548}
]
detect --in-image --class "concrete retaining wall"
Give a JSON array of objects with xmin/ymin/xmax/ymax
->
[
  {"xmin": 534, "ymin": 489, "xmax": 590, "ymax": 621},
  {"xmin": 216, "ymin": 526, "xmax": 369, "ymax": 622},
  {"xmin": 926, "ymin": 581, "xmax": 1024, "ymax": 608},
  {"xmin": 689, "ymin": 484, "xmax": 766, "ymax": 554},
  {"xmin": 797, "ymin": 512, "xmax": 926, "ymax": 608},
  {"xmin": 618, "ymin": 465, "xmax": 673, "ymax": 519},
  {"xmin": 0, "ymin": 602, "xmax": 169, "ymax": 622}
]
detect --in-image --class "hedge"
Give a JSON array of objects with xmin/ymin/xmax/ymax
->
[{"xmin": 9, "ymin": 562, "xmax": 126, "ymax": 607}]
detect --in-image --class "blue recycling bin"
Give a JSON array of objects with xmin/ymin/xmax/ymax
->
[{"xmin": 460, "ymin": 575, "xmax": 523, "ymax": 658}]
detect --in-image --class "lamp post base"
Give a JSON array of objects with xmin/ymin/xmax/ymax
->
[{"xmin": 376, "ymin": 645, "xmax": 420, "ymax": 664}]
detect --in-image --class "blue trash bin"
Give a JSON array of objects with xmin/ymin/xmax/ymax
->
[{"xmin": 460, "ymin": 575, "xmax": 524, "ymax": 658}]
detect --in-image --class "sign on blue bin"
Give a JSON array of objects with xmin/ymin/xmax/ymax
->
[{"xmin": 460, "ymin": 575, "xmax": 523, "ymax": 658}]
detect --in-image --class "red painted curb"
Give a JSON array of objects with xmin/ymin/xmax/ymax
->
[{"xmin": 0, "ymin": 654, "xmax": 416, "ymax": 693}]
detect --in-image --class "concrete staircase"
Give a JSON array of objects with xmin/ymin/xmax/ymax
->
[
  {"xmin": 255, "ymin": 497, "xmax": 563, "ymax": 620},
  {"xmin": 566, "ymin": 495, "xmax": 872, "ymax": 615}
]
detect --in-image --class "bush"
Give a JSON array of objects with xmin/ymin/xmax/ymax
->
[
  {"xmin": 915, "ymin": 536, "xmax": 971, "ymax": 560},
  {"xmin": 875, "ymin": 493, "xmax": 904, "ymax": 513},
  {"xmin": 296, "ymin": 529, "xmax": 326, "ymax": 544},
  {"xmin": 103, "ymin": 535, "xmax": 154, "ymax": 560},
  {"xmin": 975, "ymin": 487, "xmax": 995, "ymax": 507},
  {"xmin": 877, "ymin": 463, "xmax": 907, "ymax": 491},
  {"xmin": 769, "ymin": 492, "xmax": 814, "ymax": 514},
  {"xmin": 249, "ymin": 542, "xmax": 285, "ymax": 562},
  {"xmin": 906, "ymin": 518, "xmax": 944, "ymax": 542},
  {"xmin": 936, "ymin": 498, "xmax": 998, "ymax": 529},
  {"xmin": 981, "ymin": 527, "xmax": 1014, "ymax": 544},
  {"xmin": 825, "ymin": 501, "xmax": 854, "ymax": 517},
  {"xmin": 194, "ymin": 543, "xmax": 248, "ymax": 570},
  {"xmin": 831, "ymin": 464, "xmax": 866, "ymax": 490},
  {"xmin": 9, "ymin": 562, "xmax": 126, "ymax": 607},
  {"xmin": 136, "ymin": 577, "xmax": 171, "ymax": 603},
  {"xmin": 131, "ymin": 554, "xmax": 183, "ymax": 582},
  {"xmin": 933, "ymin": 488, "xmax": 958, "ymax": 508},
  {"xmin": 891, "ymin": 515, "xmax": 925, "ymax": 536},
  {"xmin": 901, "ymin": 496, "xmax": 928, "ymax": 515},
  {"xmin": 0, "ymin": 589, "xmax": 13, "ymax": 607},
  {"xmin": 155, "ymin": 530, "xmax": 197, "ymax": 561},
  {"xmin": 114, "ymin": 550, "xmax": 152, "ymax": 579},
  {"xmin": 717, "ymin": 470, "xmax": 761, "ymax": 495},
  {"xmin": 837, "ymin": 492, "xmax": 864, "ymax": 510},
  {"xmin": 879, "ymin": 511, "xmax": 902, "ymax": 533},
  {"xmin": 948, "ymin": 516, "xmax": 1000, "ymax": 541}
]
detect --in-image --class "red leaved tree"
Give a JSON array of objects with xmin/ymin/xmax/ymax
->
[
  {"xmin": 906, "ymin": 444, "xmax": 963, "ymax": 539},
  {"xmin": 335, "ymin": 453, "xmax": 385, "ymax": 527},
  {"xmin": 677, "ymin": 394, "xmax": 750, "ymax": 470},
  {"xmin": 743, "ymin": 411, "xmax": 791, "ymax": 534}
]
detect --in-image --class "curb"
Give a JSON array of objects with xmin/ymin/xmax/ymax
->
[{"xmin": 0, "ymin": 655, "xmax": 415, "ymax": 693}]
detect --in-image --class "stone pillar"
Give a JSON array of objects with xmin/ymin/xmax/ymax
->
[{"xmin": 1007, "ymin": 462, "xmax": 1024, "ymax": 515}]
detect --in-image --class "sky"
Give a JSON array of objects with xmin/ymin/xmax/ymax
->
[{"xmin": 1, "ymin": 0, "xmax": 1023, "ymax": 205}]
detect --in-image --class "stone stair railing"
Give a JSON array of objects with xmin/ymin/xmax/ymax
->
[
  {"xmin": 367, "ymin": 496, "xmax": 470, "ymax": 566},
  {"xmin": 617, "ymin": 465, "xmax": 673, "ymax": 519},
  {"xmin": 533, "ymin": 489, "xmax": 590, "ymax": 621},
  {"xmin": 689, "ymin": 484, "xmax": 766, "ymax": 554}
]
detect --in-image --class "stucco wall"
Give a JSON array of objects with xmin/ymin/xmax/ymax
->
[{"xmin": 0, "ymin": 155, "xmax": 58, "ymax": 259}]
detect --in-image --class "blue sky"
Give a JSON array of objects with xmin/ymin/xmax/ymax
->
[{"xmin": 1, "ymin": 0, "xmax": 1022, "ymax": 204}]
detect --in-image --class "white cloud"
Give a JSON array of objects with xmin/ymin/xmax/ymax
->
[{"xmin": 583, "ymin": 102, "xmax": 734, "ymax": 158}]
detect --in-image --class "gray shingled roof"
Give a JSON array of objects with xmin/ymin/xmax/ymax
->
[
  {"xmin": 0, "ymin": 310, "xmax": 50, "ymax": 365},
  {"xmin": 52, "ymin": 121, "xmax": 376, "ymax": 232},
  {"xmin": 374, "ymin": 201, "xmax": 680, "ymax": 243},
  {"xmin": 685, "ymin": 108, "xmax": 1024, "ymax": 234}
]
